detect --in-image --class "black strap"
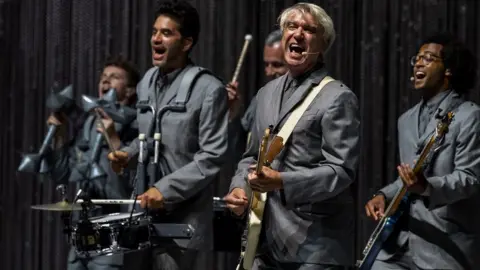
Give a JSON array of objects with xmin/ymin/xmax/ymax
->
[
  {"xmin": 174, "ymin": 66, "xmax": 211, "ymax": 107},
  {"xmin": 145, "ymin": 67, "xmax": 159, "ymax": 103},
  {"xmin": 141, "ymin": 66, "xmax": 211, "ymax": 107}
]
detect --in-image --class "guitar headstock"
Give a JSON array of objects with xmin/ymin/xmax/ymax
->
[
  {"xmin": 414, "ymin": 110, "xmax": 454, "ymax": 173},
  {"xmin": 434, "ymin": 110, "xmax": 454, "ymax": 139}
]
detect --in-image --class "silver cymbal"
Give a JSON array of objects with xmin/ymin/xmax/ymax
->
[{"xmin": 31, "ymin": 200, "xmax": 85, "ymax": 211}]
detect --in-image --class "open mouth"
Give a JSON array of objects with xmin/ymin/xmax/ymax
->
[
  {"xmin": 101, "ymin": 88, "xmax": 109, "ymax": 94},
  {"xmin": 152, "ymin": 47, "xmax": 166, "ymax": 60},
  {"xmin": 288, "ymin": 43, "xmax": 305, "ymax": 56},
  {"xmin": 415, "ymin": 71, "xmax": 426, "ymax": 80}
]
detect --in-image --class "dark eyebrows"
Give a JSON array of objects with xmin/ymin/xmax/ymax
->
[{"xmin": 152, "ymin": 26, "xmax": 175, "ymax": 33}]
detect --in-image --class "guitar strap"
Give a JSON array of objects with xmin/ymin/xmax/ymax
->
[
  {"xmin": 267, "ymin": 75, "xmax": 335, "ymax": 174},
  {"xmin": 275, "ymin": 76, "xmax": 335, "ymax": 143},
  {"xmin": 421, "ymin": 97, "xmax": 464, "ymax": 172},
  {"xmin": 270, "ymin": 76, "xmax": 335, "ymax": 207}
]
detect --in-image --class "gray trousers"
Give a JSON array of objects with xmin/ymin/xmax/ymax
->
[
  {"xmin": 252, "ymin": 252, "xmax": 350, "ymax": 270},
  {"xmin": 67, "ymin": 248, "xmax": 151, "ymax": 270},
  {"xmin": 371, "ymin": 247, "xmax": 423, "ymax": 270},
  {"xmin": 67, "ymin": 248, "xmax": 123, "ymax": 270},
  {"xmin": 147, "ymin": 247, "xmax": 212, "ymax": 270}
]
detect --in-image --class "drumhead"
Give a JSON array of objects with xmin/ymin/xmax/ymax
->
[{"xmin": 90, "ymin": 212, "xmax": 144, "ymax": 223}]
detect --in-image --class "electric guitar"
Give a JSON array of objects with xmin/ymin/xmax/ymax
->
[
  {"xmin": 236, "ymin": 126, "xmax": 283, "ymax": 270},
  {"xmin": 356, "ymin": 111, "xmax": 454, "ymax": 269}
]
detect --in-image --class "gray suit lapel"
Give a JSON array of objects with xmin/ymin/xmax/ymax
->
[
  {"xmin": 275, "ymin": 70, "xmax": 328, "ymax": 130},
  {"xmin": 417, "ymin": 91, "xmax": 459, "ymax": 144},
  {"xmin": 144, "ymin": 68, "xmax": 159, "ymax": 105},
  {"xmin": 411, "ymin": 103, "xmax": 421, "ymax": 140},
  {"xmin": 272, "ymin": 75, "xmax": 288, "ymax": 125}
]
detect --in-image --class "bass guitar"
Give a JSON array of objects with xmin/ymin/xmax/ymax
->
[{"xmin": 357, "ymin": 111, "xmax": 454, "ymax": 269}]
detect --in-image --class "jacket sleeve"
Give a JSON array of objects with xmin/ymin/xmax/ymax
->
[{"xmin": 425, "ymin": 109, "xmax": 480, "ymax": 209}]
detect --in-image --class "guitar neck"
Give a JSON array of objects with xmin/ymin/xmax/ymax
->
[
  {"xmin": 382, "ymin": 185, "xmax": 408, "ymax": 216},
  {"xmin": 255, "ymin": 127, "xmax": 271, "ymax": 175},
  {"xmin": 255, "ymin": 163, "xmax": 263, "ymax": 175},
  {"xmin": 384, "ymin": 134, "xmax": 437, "ymax": 216}
]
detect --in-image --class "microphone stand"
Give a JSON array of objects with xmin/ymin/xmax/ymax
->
[
  {"xmin": 150, "ymin": 105, "xmax": 185, "ymax": 187},
  {"xmin": 128, "ymin": 133, "xmax": 147, "ymax": 225},
  {"xmin": 56, "ymin": 184, "xmax": 72, "ymax": 239},
  {"xmin": 71, "ymin": 188, "xmax": 96, "ymax": 257},
  {"xmin": 132, "ymin": 101, "xmax": 186, "ymax": 224}
]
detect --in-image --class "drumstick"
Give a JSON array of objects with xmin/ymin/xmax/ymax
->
[
  {"xmin": 76, "ymin": 199, "xmax": 140, "ymax": 205},
  {"xmin": 231, "ymin": 34, "xmax": 253, "ymax": 83},
  {"xmin": 94, "ymin": 109, "xmax": 116, "ymax": 153}
]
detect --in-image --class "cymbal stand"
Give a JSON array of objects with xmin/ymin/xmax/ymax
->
[{"xmin": 56, "ymin": 184, "xmax": 73, "ymax": 245}]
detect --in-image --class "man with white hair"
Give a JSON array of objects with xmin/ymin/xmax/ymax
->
[{"xmin": 224, "ymin": 2, "xmax": 360, "ymax": 269}]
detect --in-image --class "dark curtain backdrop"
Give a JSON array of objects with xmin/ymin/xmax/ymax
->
[{"xmin": 2, "ymin": 0, "xmax": 480, "ymax": 269}]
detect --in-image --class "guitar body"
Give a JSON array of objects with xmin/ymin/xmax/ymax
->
[
  {"xmin": 236, "ymin": 127, "xmax": 276, "ymax": 270},
  {"xmin": 237, "ymin": 192, "xmax": 267, "ymax": 270},
  {"xmin": 358, "ymin": 195, "xmax": 409, "ymax": 270}
]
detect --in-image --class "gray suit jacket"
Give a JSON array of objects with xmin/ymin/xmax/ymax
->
[
  {"xmin": 123, "ymin": 64, "xmax": 229, "ymax": 250},
  {"xmin": 230, "ymin": 66, "xmax": 360, "ymax": 266},
  {"xmin": 241, "ymin": 95, "xmax": 257, "ymax": 133},
  {"xmin": 378, "ymin": 91, "xmax": 480, "ymax": 269}
]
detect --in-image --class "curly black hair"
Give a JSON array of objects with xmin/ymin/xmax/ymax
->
[
  {"xmin": 421, "ymin": 33, "xmax": 477, "ymax": 94},
  {"xmin": 103, "ymin": 55, "xmax": 141, "ymax": 88},
  {"xmin": 155, "ymin": 0, "xmax": 200, "ymax": 48}
]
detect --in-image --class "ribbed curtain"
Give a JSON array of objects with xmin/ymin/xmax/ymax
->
[{"xmin": 2, "ymin": 0, "xmax": 480, "ymax": 269}]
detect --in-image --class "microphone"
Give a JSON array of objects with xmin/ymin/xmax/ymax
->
[
  {"xmin": 410, "ymin": 76, "xmax": 415, "ymax": 81},
  {"xmin": 73, "ymin": 189, "xmax": 84, "ymax": 203},
  {"xmin": 301, "ymin": 52, "xmax": 320, "ymax": 55}
]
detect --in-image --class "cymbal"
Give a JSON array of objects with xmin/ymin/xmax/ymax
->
[{"xmin": 31, "ymin": 200, "xmax": 83, "ymax": 211}]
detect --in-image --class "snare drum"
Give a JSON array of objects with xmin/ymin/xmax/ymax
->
[{"xmin": 71, "ymin": 212, "xmax": 151, "ymax": 256}]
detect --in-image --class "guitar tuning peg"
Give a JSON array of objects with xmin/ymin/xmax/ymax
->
[{"xmin": 435, "ymin": 108, "xmax": 444, "ymax": 119}]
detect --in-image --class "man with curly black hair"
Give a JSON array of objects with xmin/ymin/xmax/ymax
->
[
  {"xmin": 108, "ymin": 1, "xmax": 228, "ymax": 269},
  {"xmin": 365, "ymin": 33, "xmax": 480, "ymax": 270}
]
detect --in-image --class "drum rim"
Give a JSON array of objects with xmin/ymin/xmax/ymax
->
[{"xmin": 89, "ymin": 212, "xmax": 145, "ymax": 222}]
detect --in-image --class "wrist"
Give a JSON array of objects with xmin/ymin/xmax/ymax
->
[
  {"xmin": 231, "ymin": 187, "xmax": 243, "ymax": 192},
  {"xmin": 373, "ymin": 191, "xmax": 386, "ymax": 200},
  {"xmin": 276, "ymin": 171, "xmax": 284, "ymax": 189}
]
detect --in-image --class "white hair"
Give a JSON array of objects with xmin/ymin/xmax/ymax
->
[{"xmin": 278, "ymin": 2, "xmax": 336, "ymax": 53}]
